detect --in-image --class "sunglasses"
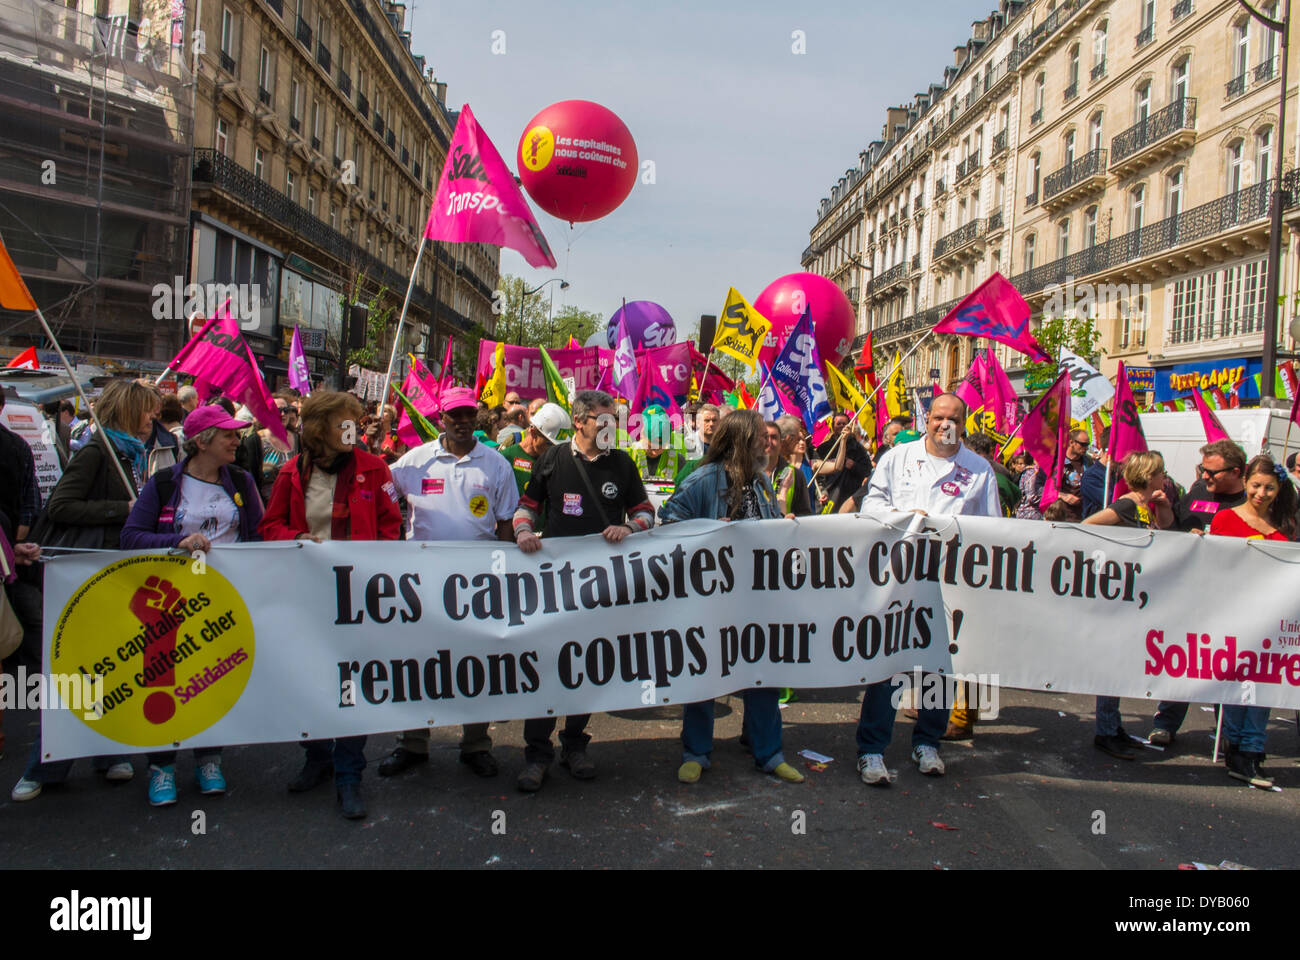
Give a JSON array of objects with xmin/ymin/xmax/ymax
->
[{"xmin": 1198, "ymin": 465, "xmax": 1234, "ymax": 477}]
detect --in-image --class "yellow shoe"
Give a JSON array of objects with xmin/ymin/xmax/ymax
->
[
  {"xmin": 771, "ymin": 762, "xmax": 805, "ymax": 783},
  {"xmin": 677, "ymin": 761, "xmax": 703, "ymax": 783}
]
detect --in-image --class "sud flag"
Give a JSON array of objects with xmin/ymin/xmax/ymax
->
[
  {"xmin": 1020, "ymin": 369, "xmax": 1072, "ymax": 509},
  {"xmin": 480, "ymin": 340, "xmax": 508, "ymax": 407},
  {"xmin": 288, "ymin": 326, "xmax": 311, "ymax": 395},
  {"xmin": 714, "ymin": 287, "xmax": 772, "ymax": 370},
  {"xmin": 769, "ymin": 307, "xmax": 832, "ymax": 432},
  {"xmin": 884, "ymin": 350, "xmax": 907, "ymax": 418},
  {"xmin": 933, "ymin": 272, "xmax": 1051, "ymax": 363},
  {"xmin": 612, "ymin": 313, "xmax": 639, "ymax": 401},
  {"xmin": 424, "ymin": 104, "xmax": 557, "ymax": 269},
  {"xmin": 824, "ymin": 360, "xmax": 873, "ymax": 431}
]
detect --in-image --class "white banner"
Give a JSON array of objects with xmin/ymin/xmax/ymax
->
[
  {"xmin": 2, "ymin": 399, "xmax": 63, "ymax": 498},
  {"xmin": 37, "ymin": 515, "xmax": 1300, "ymax": 760},
  {"xmin": 1058, "ymin": 347, "xmax": 1114, "ymax": 421}
]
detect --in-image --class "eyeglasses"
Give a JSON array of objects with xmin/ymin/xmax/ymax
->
[
  {"xmin": 1068, "ymin": 438, "xmax": 1088, "ymax": 447},
  {"xmin": 1198, "ymin": 465, "xmax": 1233, "ymax": 478}
]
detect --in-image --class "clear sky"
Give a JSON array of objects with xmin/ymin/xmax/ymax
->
[{"xmin": 409, "ymin": 0, "xmax": 996, "ymax": 340}]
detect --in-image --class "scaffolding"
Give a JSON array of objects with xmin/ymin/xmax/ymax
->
[{"xmin": 0, "ymin": 0, "xmax": 192, "ymax": 364}]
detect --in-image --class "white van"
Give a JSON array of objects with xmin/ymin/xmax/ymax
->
[{"xmin": 1138, "ymin": 408, "xmax": 1297, "ymax": 490}]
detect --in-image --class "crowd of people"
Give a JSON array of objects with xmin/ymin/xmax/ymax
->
[{"xmin": 1, "ymin": 376, "xmax": 1296, "ymax": 819}]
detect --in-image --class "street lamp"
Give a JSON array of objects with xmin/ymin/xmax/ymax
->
[
  {"xmin": 1237, "ymin": 0, "xmax": 1291, "ymax": 404},
  {"xmin": 517, "ymin": 278, "xmax": 569, "ymax": 345}
]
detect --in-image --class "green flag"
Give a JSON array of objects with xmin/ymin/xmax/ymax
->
[
  {"xmin": 391, "ymin": 382, "xmax": 439, "ymax": 444},
  {"xmin": 538, "ymin": 346, "xmax": 571, "ymax": 415}
]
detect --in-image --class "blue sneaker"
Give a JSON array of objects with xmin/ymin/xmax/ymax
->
[
  {"xmin": 148, "ymin": 765, "xmax": 177, "ymax": 806},
  {"xmin": 194, "ymin": 759, "xmax": 226, "ymax": 795}
]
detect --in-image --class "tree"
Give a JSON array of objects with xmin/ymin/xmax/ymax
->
[
  {"xmin": 1024, "ymin": 315, "xmax": 1103, "ymax": 394},
  {"xmin": 337, "ymin": 276, "xmax": 396, "ymax": 372},
  {"xmin": 493, "ymin": 274, "xmax": 555, "ymax": 348},
  {"xmin": 548, "ymin": 306, "xmax": 602, "ymax": 349}
]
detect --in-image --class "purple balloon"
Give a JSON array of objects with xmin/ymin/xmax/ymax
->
[{"xmin": 606, "ymin": 300, "xmax": 677, "ymax": 350}]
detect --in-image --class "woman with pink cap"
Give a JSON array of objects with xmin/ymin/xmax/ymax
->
[{"xmin": 120, "ymin": 403, "xmax": 264, "ymax": 806}]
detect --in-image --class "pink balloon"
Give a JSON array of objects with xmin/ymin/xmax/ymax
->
[
  {"xmin": 752, "ymin": 273, "xmax": 857, "ymax": 367},
  {"xmin": 517, "ymin": 100, "xmax": 638, "ymax": 224}
]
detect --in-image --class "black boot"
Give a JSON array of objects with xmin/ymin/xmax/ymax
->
[
  {"xmin": 288, "ymin": 759, "xmax": 333, "ymax": 793},
  {"xmin": 337, "ymin": 782, "xmax": 367, "ymax": 819},
  {"xmin": 1226, "ymin": 750, "xmax": 1273, "ymax": 787}
]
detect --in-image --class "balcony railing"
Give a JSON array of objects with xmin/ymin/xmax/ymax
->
[
  {"xmin": 1226, "ymin": 72, "xmax": 1247, "ymax": 98},
  {"xmin": 1026, "ymin": 190, "xmax": 1039, "ymax": 208},
  {"xmin": 846, "ymin": 286, "xmax": 860, "ymax": 304},
  {"xmin": 311, "ymin": 135, "xmax": 321, "ymax": 151},
  {"xmin": 991, "ymin": 129, "xmax": 1008, "ymax": 156},
  {"xmin": 956, "ymin": 152, "xmax": 981, "ymax": 180},
  {"xmin": 1030, "ymin": 107, "xmax": 1043, "ymax": 126},
  {"xmin": 988, "ymin": 210, "xmax": 1004, "ymax": 232},
  {"xmin": 1172, "ymin": 0, "xmax": 1192, "ymax": 20},
  {"xmin": 874, "ymin": 297, "xmax": 961, "ymax": 344},
  {"xmin": 191, "ymin": 148, "xmax": 466, "ymax": 331},
  {"xmin": 296, "ymin": 16, "xmax": 312, "ymax": 47},
  {"xmin": 1111, "ymin": 97, "xmax": 1197, "ymax": 166},
  {"xmin": 316, "ymin": 42, "xmax": 331, "ymax": 72},
  {"xmin": 356, "ymin": 92, "xmax": 369, "ymax": 117},
  {"xmin": 868, "ymin": 261, "xmax": 908, "ymax": 295},
  {"xmin": 1043, "ymin": 148, "xmax": 1107, "ymax": 200},
  {"xmin": 1136, "ymin": 23, "xmax": 1154, "ymax": 48},
  {"xmin": 1009, "ymin": 180, "xmax": 1275, "ymax": 296},
  {"xmin": 338, "ymin": 70, "xmax": 351, "ymax": 95},
  {"xmin": 257, "ymin": 86, "xmax": 272, "ymax": 106},
  {"xmin": 289, "ymin": 116, "xmax": 301, "ymax": 132},
  {"xmin": 263, "ymin": 0, "xmax": 282, "ymax": 14},
  {"xmin": 373, "ymin": 112, "xmax": 384, "ymax": 134},
  {"xmin": 801, "ymin": 244, "xmax": 816, "ymax": 265},
  {"xmin": 1064, "ymin": 80, "xmax": 1078, "ymax": 102},
  {"xmin": 934, "ymin": 179, "xmax": 947, "ymax": 198},
  {"xmin": 1015, "ymin": 0, "xmax": 1079, "ymax": 64},
  {"xmin": 1091, "ymin": 59, "xmax": 1106, "ymax": 81},
  {"xmin": 333, "ymin": 155, "xmax": 341, "ymax": 169},
  {"xmin": 386, "ymin": 130, "xmax": 396, "ymax": 150},
  {"xmin": 933, "ymin": 218, "xmax": 986, "ymax": 260},
  {"xmin": 1256, "ymin": 57, "xmax": 1277, "ymax": 82},
  {"xmin": 911, "ymin": 252, "xmax": 922, "ymax": 271},
  {"xmin": 219, "ymin": 50, "xmax": 236, "ymax": 74},
  {"xmin": 401, "ymin": 146, "xmax": 410, "ymax": 166}
]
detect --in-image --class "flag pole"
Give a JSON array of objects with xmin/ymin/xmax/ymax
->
[
  {"xmin": 154, "ymin": 298, "xmax": 230, "ymax": 386},
  {"xmin": 31, "ymin": 305, "xmax": 137, "ymax": 504},
  {"xmin": 383, "ymin": 236, "xmax": 428, "ymax": 390}
]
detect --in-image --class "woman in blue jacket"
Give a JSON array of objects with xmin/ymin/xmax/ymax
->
[{"xmin": 121, "ymin": 403, "xmax": 263, "ymax": 806}]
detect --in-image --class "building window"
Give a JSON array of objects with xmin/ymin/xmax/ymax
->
[
  {"xmin": 1233, "ymin": 20, "xmax": 1250, "ymax": 79},
  {"xmin": 334, "ymin": 124, "xmax": 344, "ymax": 159},
  {"xmin": 1131, "ymin": 184, "xmax": 1145, "ymax": 230},
  {"xmin": 307, "ymin": 185, "xmax": 316, "ymax": 217},
  {"xmin": 312, "ymin": 99, "xmax": 321, "ymax": 139},
  {"xmin": 258, "ymin": 46, "xmax": 270, "ymax": 92},
  {"xmin": 291, "ymin": 80, "xmax": 301, "ymax": 122},
  {"xmin": 1141, "ymin": 0, "xmax": 1155, "ymax": 31},
  {"xmin": 1168, "ymin": 167, "xmax": 1184, "ymax": 216},
  {"xmin": 215, "ymin": 117, "xmax": 229, "ymax": 156},
  {"xmin": 1092, "ymin": 21, "xmax": 1108, "ymax": 68},
  {"xmin": 1228, "ymin": 139, "xmax": 1244, "ymax": 192},
  {"xmin": 1168, "ymin": 260, "xmax": 1266, "ymax": 344},
  {"xmin": 1064, "ymin": 129, "xmax": 1076, "ymax": 166},
  {"xmin": 1135, "ymin": 81, "xmax": 1151, "ymax": 123},
  {"xmin": 286, "ymin": 169, "xmax": 295, "ymax": 202},
  {"xmin": 1262, "ymin": 3, "xmax": 1279, "ymax": 66},
  {"xmin": 1029, "ymin": 152, "xmax": 1041, "ymax": 199},
  {"xmin": 1034, "ymin": 73, "xmax": 1045, "ymax": 113},
  {"xmin": 1257, "ymin": 127, "xmax": 1273, "ymax": 184},
  {"xmin": 1088, "ymin": 112, "xmax": 1103, "ymax": 151},
  {"xmin": 254, "ymin": 146, "xmax": 265, "ymax": 180},
  {"xmin": 220, "ymin": 7, "xmax": 234, "ymax": 56},
  {"xmin": 1057, "ymin": 218, "xmax": 1070, "ymax": 259},
  {"xmin": 1024, "ymin": 234, "xmax": 1036, "ymax": 271},
  {"xmin": 1085, "ymin": 206, "xmax": 1098, "ymax": 246},
  {"xmin": 1171, "ymin": 58, "xmax": 1189, "ymax": 101},
  {"xmin": 1068, "ymin": 44, "xmax": 1080, "ymax": 91}
]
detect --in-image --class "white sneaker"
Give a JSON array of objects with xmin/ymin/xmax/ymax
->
[
  {"xmin": 10, "ymin": 777, "xmax": 42, "ymax": 801},
  {"xmin": 912, "ymin": 744, "xmax": 945, "ymax": 776},
  {"xmin": 857, "ymin": 753, "xmax": 891, "ymax": 786},
  {"xmin": 103, "ymin": 761, "xmax": 134, "ymax": 782}
]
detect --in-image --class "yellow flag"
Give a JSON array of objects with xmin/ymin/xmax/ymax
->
[
  {"xmin": 480, "ymin": 340, "xmax": 507, "ymax": 407},
  {"xmin": 824, "ymin": 361, "xmax": 873, "ymax": 430},
  {"xmin": 714, "ymin": 287, "xmax": 772, "ymax": 369},
  {"xmin": 885, "ymin": 350, "xmax": 907, "ymax": 418}
]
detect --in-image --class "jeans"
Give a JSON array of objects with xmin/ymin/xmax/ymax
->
[
  {"xmin": 523, "ymin": 714, "xmax": 590, "ymax": 765},
  {"xmin": 22, "ymin": 732, "xmax": 128, "ymax": 784},
  {"xmin": 855, "ymin": 679, "xmax": 946, "ymax": 755},
  {"xmin": 1221, "ymin": 705, "xmax": 1269, "ymax": 754},
  {"xmin": 1095, "ymin": 696, "xmax": 1122, "ymax": 736},
  {"xmin": 147, "ymin": 748, "xmax": 222, "ymax": 766},
  {"xmin": 301, "ymin": 736, "xmax": 366, "ymax": 785},
  {"xmin": 681, "ymin": 690, "xmax": 784, "ymax": 772},
  {"xmin": 395, "ymin": 723, "xmax": 492, "ymax": 755},
  {"xmin": 1153, "ymin": 701, "xmax": 1188, "ymax": 734}
]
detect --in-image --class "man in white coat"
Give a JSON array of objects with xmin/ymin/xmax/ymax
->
[{"xmin": 853, "ymin": 393, "xmax": 999, "ymax": 786}]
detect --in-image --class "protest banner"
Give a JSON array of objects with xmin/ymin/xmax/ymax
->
[
  {"xmin": 1, "ymin": 398, "xmax": 62, "ymax": 498},
  {"xmin": 474, "ymin": 342, "xmax": 605, "ymax": 401},
  {"xmin": 38, "ymin": 515, "xmax": 1300, "ymax": 760}
]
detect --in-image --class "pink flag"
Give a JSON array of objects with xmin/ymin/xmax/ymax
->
[
  {"xmin": 954, "ymin": 356, "xmax": 985, "ymax": 413},
  {"xmin": 396, "ymin": 364, "xmax": 441, "ymax": 447},
  {"xmin": 1191, "ymin": 387, "xmax": 1230, "ymax": 443},
  {"xmin": 933, "ymin": 273, "xmax": 1051, "ymax": 363},
  {"xmin": 932, "ymin": 380, "xmax": 944, "ymax": 400},
  {"xmin": 424, "ymin": 104, "xmax": 557, "ymax": 269},
  {"xmin": 169, "ymin": 306, "xmax": 289, "ymax": 447},
  {"xmin": 288, "ymin": 326, "xmax": 311, "ymax": 395},
  {"xmin": 565, "ymin": 336, "xmax": 581, "ymax": 350},
  {"xmin": 632, "ymin": 342, "xmax": 693, "ymax": 413},
  {"xmin": 1020, "ymin": 370, "xmax": 1072, "ymax": 509},
  {"xmin": 979, "ymin": 349, "xmax": 1022, "ymax": 435},
  {"xmin": 1108, "ymin": 361, "xmax": 1148, "ymax": 499}
]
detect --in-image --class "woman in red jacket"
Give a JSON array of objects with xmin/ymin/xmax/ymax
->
[{"xmin": 260, "ymin": 391, "xmax": 401, "ymax": 819}]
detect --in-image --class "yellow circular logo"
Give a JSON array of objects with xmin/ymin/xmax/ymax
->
[
  {"xmin": 469, "ymin": 495, "xmax": 490, "ymax": 518},
  {"xmin": 50, "ymin": 555, "xmax": 255, "ymax": 747},
  {"xmin": 521, "ymin": 124, "xmax": 555, "ymax": 172}
]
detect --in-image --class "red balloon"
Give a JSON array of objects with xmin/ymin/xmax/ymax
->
[
  {"xmin": 752, "ymin": 273, "xmax": 857, "ymax": 367},
  {"xmin": 517, "ymin": 100, "xmax": 637, "ymax": 223}
]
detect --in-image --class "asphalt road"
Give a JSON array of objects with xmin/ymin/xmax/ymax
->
[{"xmin": 2, "ymin": 688, "xmax": 1297, "ymax": 869}]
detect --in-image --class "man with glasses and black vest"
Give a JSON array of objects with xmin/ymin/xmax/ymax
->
[
  {"xmin": 511, "ymin": 390, "xmax": 655, "ymax": 793},
  {"xmin": 1147, "ymin": 438, "xmax": 1248, "ymax": 746}
]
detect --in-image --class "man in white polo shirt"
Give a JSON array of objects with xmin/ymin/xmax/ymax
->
[
  {"xmin": 378, "ymin": 387, "xmax": 520, "ymax": 780},
  {"xmin": 852, "ymin": 392, "xmax": 998, "ymax": 786}
]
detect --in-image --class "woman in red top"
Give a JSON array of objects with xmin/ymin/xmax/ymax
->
[
  {"xmin": 1207, "ymin": 455, "xmax": 1295, "ymax": 789},
  {"xmin": 260, "ymin": 391, "xmax": 401, "ymax": 819}
]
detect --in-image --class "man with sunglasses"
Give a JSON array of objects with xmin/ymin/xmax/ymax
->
[
  {"xmin": 1147, "ymin": 439, "xmax": 1248, "ymax": 747},
  {"xmin": 1055, "ymin": 430, "xmax": 1093, "ymax": 522}
]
